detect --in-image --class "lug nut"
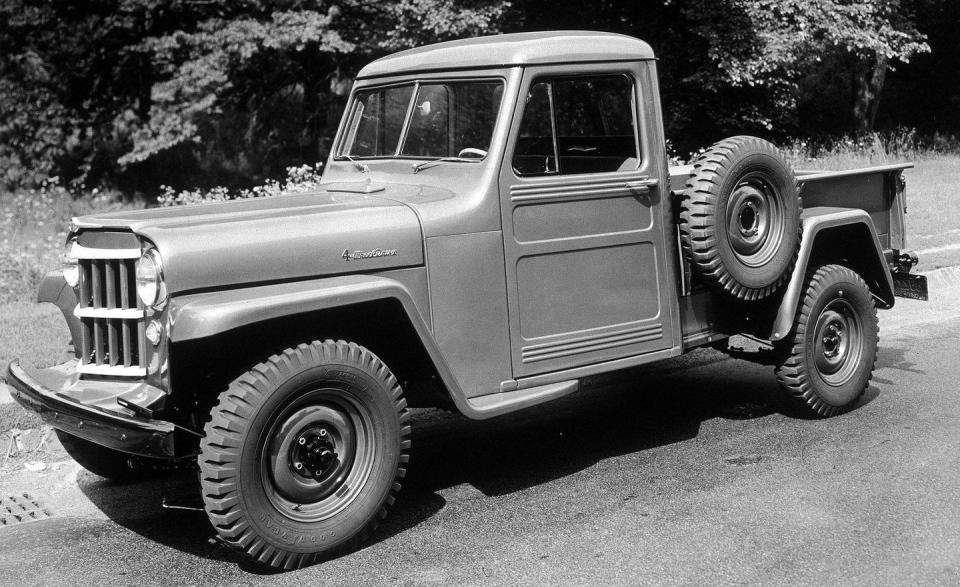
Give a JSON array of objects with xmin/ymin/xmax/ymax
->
[
  {"xmin": 294, "ymin": 462, "xmax": 303, "ymax": 470},
  {"xmin": 319, "ymin": 429, "xmax": 327, "ymax": 437},
  {"xmin": 298, "ymin": 437, "xmax": 306, "ymax": 445}
]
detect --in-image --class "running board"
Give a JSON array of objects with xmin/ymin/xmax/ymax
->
[{"xmin": 465, "ymin": 380, "xmax": 579, "ymax": 419}]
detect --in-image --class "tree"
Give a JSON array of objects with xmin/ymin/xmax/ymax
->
[
  {"xmin": 120, "ymin": 0, "xmax": 508, "ymax": 188},
  {"xmin": 682, "ymin": 0, "xmax": 929, "ymax": 133},
  {"xmin": 0, "ymin": 0, "xmax": 509, "ymax": 191}
]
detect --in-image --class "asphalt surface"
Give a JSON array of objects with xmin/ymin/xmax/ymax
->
[{"xmin": 1, "ymin": 270, "xmax": 958, "ymax": 586}]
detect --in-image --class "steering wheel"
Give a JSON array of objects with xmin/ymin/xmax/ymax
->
[{"xmin": 457, "ymin": 147, "xmax": 487, "ymax": 159}]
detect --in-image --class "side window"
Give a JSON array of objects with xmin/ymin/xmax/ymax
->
[
  {"xmin": 513, "ymin": 83, "xmax": 557, "ymax": 175},
  {"xmin": 512, "ymin": 74, "xmax": 639, "ymax": 176}
]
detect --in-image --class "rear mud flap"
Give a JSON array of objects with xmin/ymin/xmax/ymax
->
[{"xmin": 893, "ymin": 272, "xmax": 928, "ymax": 301}]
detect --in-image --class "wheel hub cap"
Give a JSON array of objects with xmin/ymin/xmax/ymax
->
[
  {"xmin": 291, "ymin": 428, "xmax": 339, "ymax": 480},
  {"xmin": 726, "ymin": 173, "xmax": 785, "ymax": 268},
  {"xmin": 267, "ymin": 404, "xmax": 357, "ymax": 504},
  {"xmin": 260, "ymin": 388, "xmax": 377, "ymax": 523},
  {"xmin": 813, "ymin": 300, "xmax": 863, "ymax": 386}
]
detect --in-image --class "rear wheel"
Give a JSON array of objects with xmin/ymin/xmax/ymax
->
[
  {"xmin": 775, "ymin": 264, "xmax": 879, "ymax": 417},
  {"xmin": 199, "ymin": 340, "xmax": 410, "ymax": 570}
]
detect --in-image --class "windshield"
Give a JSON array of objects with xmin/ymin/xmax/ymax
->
[{"xmin": 339, "ymin": 80, "xmax": 503, "ymax": 160}]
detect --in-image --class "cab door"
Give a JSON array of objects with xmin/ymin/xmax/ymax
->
[{"xmin": 499, "ymin": 63, "xmax": 675, "ymax": 378}]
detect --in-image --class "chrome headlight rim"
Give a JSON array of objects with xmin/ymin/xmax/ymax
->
[
  {"xmin": 136, "ymin": 247, "xmax": 167, "ymax": 309},
  {"xmin": 62, "ymin": 237, "xmax": 79, "ymax": 288}
]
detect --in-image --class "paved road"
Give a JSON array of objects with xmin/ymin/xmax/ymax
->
[{"xmin": 1, "ymin": 271, "xmax": 958, "ymax": 586}]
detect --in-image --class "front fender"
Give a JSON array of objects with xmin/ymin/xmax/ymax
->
[
  {"xmin": 169, "ymin": 274, "xmax": 429, "ymax": 343},
  {"xmin": 768, "ymin": 207, "xmax": 894, "ymax": 341},
  {"xmin": 37, "ymin": 270, "xmax": 81, "ymax": 348},
  {"xmin": 167, "ymin": 274, "xmax": 534, "ymax": 420}
]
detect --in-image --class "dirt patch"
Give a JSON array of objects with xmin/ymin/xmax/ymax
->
[
  {"xmin": 0, "ymin": 402, "xmax": 43, "ymax": 434},
  {"xmin": 0, "ymin": 426, "xmax": 66, "ymax": 475}
]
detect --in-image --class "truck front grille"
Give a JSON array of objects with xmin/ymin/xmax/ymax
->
[{"xmin": 75, "ymin": 243, "xmax": 146, "ymax": 377}]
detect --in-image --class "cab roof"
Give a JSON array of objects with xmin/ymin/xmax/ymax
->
[{"xmin": 356, "ymin": 31, "xmax": 655, "ymax": 80}]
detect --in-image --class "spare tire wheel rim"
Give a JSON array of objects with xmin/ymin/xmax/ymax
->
[
  {"xmin": 726, "ymin": 171, "xmax": 785, "ymax": 268},
  {"xmin": 813, "ymin": 298, "xmax": 863, "ymax": 387},
  {"xmin": 262, "ymin": 388, "xmax": 376, "ymax": 523}
]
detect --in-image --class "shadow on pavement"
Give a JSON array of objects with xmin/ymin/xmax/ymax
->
[
  {"xmin": 397, "ymin": 350, "xmax": 784, "ymax": 499},
  {"xmin": 76, "ymin": 348, "xmax": 841, "ymax": 570}
]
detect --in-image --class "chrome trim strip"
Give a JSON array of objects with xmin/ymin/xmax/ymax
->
[
  {"xmin": 71, "ymin": 244, "xmax": 141, "ymax": 260},
  {"xmin": 76, "ymin": 363, "xmax": 147, "ymax": 377},
  {"xmin": 75, "ymin": 306, "xmax": 144, "ymax": 319}
]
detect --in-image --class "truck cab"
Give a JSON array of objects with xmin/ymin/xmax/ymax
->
[
  {"xmin": 323, "ymin": 32, "xmax": 679, "ymax": 404},
  {"xmin": 5, "ymin": 31, "xmax": 925, "ymax": 569}
]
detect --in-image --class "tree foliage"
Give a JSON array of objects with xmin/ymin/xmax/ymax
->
[
  {"xmin": 0, "ymin": 0, "xmax": 949, "ymax": 193},
  {"xmin": 0, "ymin": 0, "xmax": 506, "ymax": 191}
]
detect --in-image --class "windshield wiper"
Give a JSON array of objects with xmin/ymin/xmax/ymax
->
[
  {"xmin": 412, "ymin": 157, "xmax": 481, "ymax": 174},
  {"xmin": 339, "ymin": 155, "xmax": 370, "ymax": 173}
]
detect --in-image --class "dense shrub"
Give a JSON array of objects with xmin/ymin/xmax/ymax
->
[{"xmin": 157, "ymin": 163, "xmax": 324, "ymax": 206}]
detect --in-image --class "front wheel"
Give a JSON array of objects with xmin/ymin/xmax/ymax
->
[
  {"xmin": 199, "ymin": 340, "xmax": 410, "ymax": 569},
  {"xmin": 775, "ymin": 264, "xmax": 879, "ymax": 417}
]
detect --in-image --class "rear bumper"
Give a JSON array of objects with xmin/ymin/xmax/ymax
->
[{"xmin": 5, "ymin": 360, "xmax": 176, "ymax": 458}]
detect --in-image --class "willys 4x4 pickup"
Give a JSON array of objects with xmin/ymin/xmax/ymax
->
[{"xmin": 5, "ymin": 32, "xmax": 928, "ymax": 568}]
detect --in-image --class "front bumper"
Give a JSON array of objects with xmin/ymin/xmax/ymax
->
[{"xmin": 5, "ymin": 360, "xmax": 175, "ymax": 458}]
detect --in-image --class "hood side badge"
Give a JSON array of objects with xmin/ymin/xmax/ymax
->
[{"xmin": 342, "ymin": 248, "xmax": 399, "ymax": 262}]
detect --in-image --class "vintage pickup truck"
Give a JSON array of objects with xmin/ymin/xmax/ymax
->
[{"xmin": 5, "ymin": 31, "xmax": 927, "ymax": 568}]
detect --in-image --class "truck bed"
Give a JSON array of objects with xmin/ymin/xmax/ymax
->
[
  {"xmin": 669, "ymin": 162, "xmax": 912, "ymax": 255},
  {"xmin": 668, "ymin": 161, "xmax": 913, "ymax": 348}
]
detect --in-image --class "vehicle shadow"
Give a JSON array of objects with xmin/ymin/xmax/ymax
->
[
  {"xmin": 378, "ymin": 349, "xmax": 791, "ymax": 539},
  {"xmin": 78, "ymin": 349, "xmax": 801, "ymax": 569}
]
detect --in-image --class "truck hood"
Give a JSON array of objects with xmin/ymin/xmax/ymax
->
[{"xmin": 75, "ymin": 187, "xmax": 424, "ymax": 294}]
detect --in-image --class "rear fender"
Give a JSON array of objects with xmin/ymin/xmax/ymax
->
[{"xmin": 768, "ymin": 207, "xmax": 893, "ymax": 341}]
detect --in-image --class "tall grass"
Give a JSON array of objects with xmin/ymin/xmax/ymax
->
[
  {"xmin": 0, "ymin": 180, "xmax": 131, "ymax": 304},
  {"xmin": 782, "ymin": 128, "xmax": 960, "ymax": 170}
]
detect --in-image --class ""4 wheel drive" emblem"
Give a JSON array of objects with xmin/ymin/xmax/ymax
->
[{"xmin": 341, "ymin": 248, "xmax": 399, "ymax": 262}]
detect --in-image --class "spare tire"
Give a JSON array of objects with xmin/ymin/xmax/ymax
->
[{"xmin": 680, "ymin": 136, "xmax": 801, "ymax": 301}]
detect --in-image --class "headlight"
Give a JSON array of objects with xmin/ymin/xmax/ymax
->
[
  {"xmin": 136, "ymin": 248, "xmax": 166, "ymax": 308},
  {"xmin": 62, "ymin": 238, "xmax": 79, "ymax": 287}
]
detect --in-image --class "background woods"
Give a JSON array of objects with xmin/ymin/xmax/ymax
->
[{"xmin": 0, "ymin": 0, "xmax": 957, "ymax": 194}]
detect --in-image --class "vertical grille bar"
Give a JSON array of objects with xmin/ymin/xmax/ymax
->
[
  {"xmin": 137, "ymin": 320, "xmax": 146, "ymax": 368},
  {"xmin": 119, "ymin": 261, "xmax": 130, "ymax": 309},
  {"xmin": 108, "ymin": 321, "xmax": 119, "ymax": 366},
  {"xmin": 122, "ymin": 320, "xmax": 133, "ymax": 366},
  {"xmin": 119, "ymin": 260, "xmax": 133, "ymax": 367},
  {"xmin": 80, "ymin": 319, "xmax": 92, "ymax": 364},
  {"xmin": 93, "ymin": 319, "xmax": 105, "ymax": 364},
  {"xmin": 79, "ymin": 260, "xmax": 91, "ymax": 309},
  {"xmin": 105, "ymin": 260, "xmax": 118, "ymax": 364},
  {"xmin": 91, "ymin": 261, "xmax": 103, "ymax": 308},
  {"xmin": 105, "ymin": 260, "xmax": 116, "ymax": 309}
]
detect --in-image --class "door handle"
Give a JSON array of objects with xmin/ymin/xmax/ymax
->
[{"xmin": 626, "ymin": 177, "xmax": 659, "ymax": 195}]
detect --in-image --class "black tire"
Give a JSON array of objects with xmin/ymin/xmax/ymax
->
[
  {"xmin": 199, "ymin": 340, "xmax": 410, "ymax": 570},
  {"xmin": 56, "ymin": 430, "xmax": 156, "ymax": 482},
  {"xmin": 680, "ymin": 136, "xmax": 801, "ymax": 301},
  {"xmin": 774, "ymin": 264, "xmax": 879, "ymax": 417}
]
